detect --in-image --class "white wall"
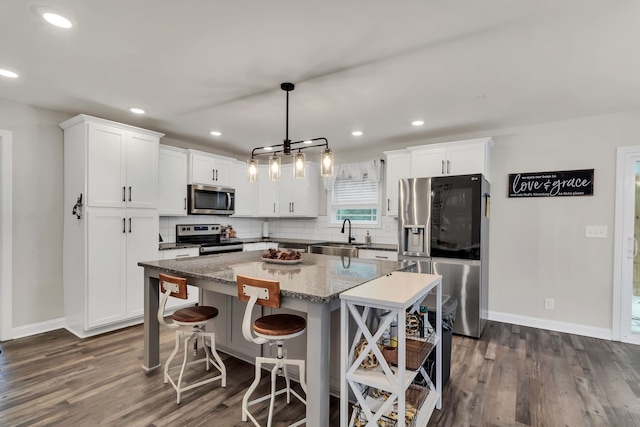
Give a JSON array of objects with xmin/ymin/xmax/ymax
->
[
  {"xmin": 0, "ymin": 99, "xmax": 67, "ymax": 328},
  {"xmin": 3, "ymin": 91, "xmax": 639, "ymax": 339}
]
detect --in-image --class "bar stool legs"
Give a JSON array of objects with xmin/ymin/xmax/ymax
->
[
  {"xmin": 164, "ymin": 328, "xmax": 226, "ymax": 404},
  {"xmin": 241, "ymin": 341, "xmax": 307, "ymax": 427}
]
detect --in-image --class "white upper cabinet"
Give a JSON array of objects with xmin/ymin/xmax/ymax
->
[
  {"xmin": 188, "ymin": 149, "xmax": 234, "ymax": 187},
  {"xmin": 383, "ymin": 150, "xmax": 411, "ymax": 217},
  {"xmin": 158, "ymin": 145, "xmax": 188, "ymax": 216},
  {"xmin": 256, "ymin": 165, "xmax": 278, "ymax": 217},
  {"xmin": 408, "ymin": 137, "xmax": 493, "ymax": 181},
  {"xmin": 277, "ymin": 162, "xmax": 320, "ymax": 217},
  {"xmin": 232, "ymin": 160, "xmax": 257, "ymax": 217},
  {"xmin": 84, "ymin": 121, "xmax": 159, "ymax": 209}
]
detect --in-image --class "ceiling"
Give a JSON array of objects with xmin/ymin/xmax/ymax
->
[{"xmin": 2, "ymin": 1, "xmax": 639, "ymax": 160}]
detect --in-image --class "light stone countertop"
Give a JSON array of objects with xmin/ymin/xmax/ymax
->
[{"xmin": 139, "ymin": 251, "xmax": 412, "ymax": 303}]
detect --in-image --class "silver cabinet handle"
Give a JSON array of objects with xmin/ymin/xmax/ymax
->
[
  {"xmin": 292, "ymin": 202, "xmax": 294, "ymax": 212},
  {"xmin": 375, "ymin": 255, "xmax": 389, "ymax": 259},
  {"xmin": 446, "ymin": 160, "xmax": 450, "ymax": 174},
  {"xmin": 122, "ymin": 186, "xmax": 126, "ymax": 202},
  {"xmin": 176, "ymin": 253, "xmax": 190, "ymax": 258},
  {"xmin": 387, "ymin": 199, "xmax": 390, "ymax": 211},
  {"xmin": 128, "ymin": 186, "xmax": 132, "ymax": 202},
  {"xmin": 184, "ymin": 197, "xmax": 187, "ymax": 210},
  {"xmin": 212, "ymin": 169, "xmax": 215, "ymax": 181},
  {"xmin": 128, "ymin": 217, "xmax": 132, "ymax": 233},
  {"xmin": 216, "ymin": 169, "xmax": 218, "ymax": 181},
  {"xmin": 122, "ymin": 218, "xmax": 126, "ymax": 233},
  {"xmin": 441, "ymin": 160, "xmax": 445, "ymax": 175},
  {"xmin": 273, "ymin": 203, "xmax": 276, "ymax": 213}
]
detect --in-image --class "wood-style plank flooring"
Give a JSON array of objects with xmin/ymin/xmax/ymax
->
[{"xmin": 1, "ymin": 321, "xmax": 639, "ymax": 426}]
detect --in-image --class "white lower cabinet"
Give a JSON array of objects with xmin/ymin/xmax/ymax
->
[
  {"xmin": 358, "ymin": 249, "xmax": 398, "ymax": 261},
  {"xmin": 242, "ymin": 242, "xmax": 278, "ymax": 252},
  {"xmin": 67, "ymin": 208, "xmax": 159, "ymax": 336},
  {"xmin": 340, "ymin": 272, "xmax": 442, "ymax": 426},
  {"xmin": 159, "ymin": 247, "xmax": 200, "ymax": 310}
]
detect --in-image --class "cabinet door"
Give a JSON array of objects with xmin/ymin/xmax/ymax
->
[
  {"xmin": 125, "ymin": 131, "xmax": 158, "ymax": 209},
  {"xmin": 385, "ymin": 153, "xmax": 410, "ymax": 216},
  {"xmin": 88, "ymin": 123, "xmax": 126, "ymax": 208},
  {"xmin": 257, "ymin": 165, "xmax": 278, "ymax": 217},
  {"xmin": 446, "ymin": 143, "xmax": 486, "ymax": 176},
  {"xmin": 232, "ymin": 161, "xmax": 256, "ymax": 216},
  {"xmin": 410, "ymin": 146, "xmax": 447, "ymax": 178},
  {"xmin": 125, "ymin": 210, "xmax": 159, "ymax": 318},
  {"xmin": 87, "ymin": 209, "xmax": 127, "ymax": 328},
  {"xmin": 212, "ymin": 157, "xmax": 234, "ymax": 187},
  {"xmin": 191, "ymin": 153, "xmax": 234, "ymax": 187},
  {"xmin": 291, "ymin": 162, "xmax": 319, "ymax": 217},
  {"xmin": 278, "ymin": 164, "xmax": 294, "ymax": 216},
  {"xmin": 158, "ymin": 146, "xmax": 188, "ymax": 216}
]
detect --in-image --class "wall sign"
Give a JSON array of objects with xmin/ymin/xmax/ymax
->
[{"xmin": 508, "ymin": 169, "xmax": 594, "ymax": 198}]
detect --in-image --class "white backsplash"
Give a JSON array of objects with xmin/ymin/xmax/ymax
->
[{"xmin": 159, "ymin": 215, "xmax": 399, "ymax": 246}]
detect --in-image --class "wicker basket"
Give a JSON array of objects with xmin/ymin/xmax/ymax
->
[{"xmin": 352, "ymin": 385, "xmax": 430, "ymax": 427}]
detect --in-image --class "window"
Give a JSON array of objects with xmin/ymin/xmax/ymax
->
[{"xmin": 330, "ymin": 177, "xmax": 381, "ymax": 226}]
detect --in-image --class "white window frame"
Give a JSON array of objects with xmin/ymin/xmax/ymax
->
[{"xmin": 328, "ymin": 177, "xmax": 383, "ymax": 228}]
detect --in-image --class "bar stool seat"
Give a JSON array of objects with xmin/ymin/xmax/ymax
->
[
  {"xmin": 158, "ymin": 273, "xmax": 226, "ymax": 404},
  {"xmin": 253, "ymin": 314, "xmax": 306, "ymax": 337}
]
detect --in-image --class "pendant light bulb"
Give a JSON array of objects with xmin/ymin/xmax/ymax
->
[
  {"xmin": 321, "ymin": 148, "xmax": 334, "ymax": 177},
  {"xmin": 247, "ymin": 158, "xmax": 258, "ymax": 182},
  {"xmin": 269, "ymin": 155, "xmax": 281, "ymax": 181},
  {"xmin": 294, "ymin": 151, "xmax": 306, "ymax": 179}
]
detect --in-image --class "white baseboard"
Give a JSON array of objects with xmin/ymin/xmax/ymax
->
[
  {"xmin": 488, "ymin": 310, "xmax": 612, "ymax": 340},
  {"xmin": 11, "ymin": 317, "xmax": 67, "ymax": 340}
]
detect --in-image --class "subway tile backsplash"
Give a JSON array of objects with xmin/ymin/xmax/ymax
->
[{"xmin": 159, "ymin": 215, "xmax": 399, "ymax": 246}]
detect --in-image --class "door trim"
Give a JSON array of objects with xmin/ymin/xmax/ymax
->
[
  {"xmin": 613, "ymin": 146, "xmax": 640, "ymax": 345},
  {"xmin": 0, "ymin": 130, "xmax": 13, "ymax": 341}
]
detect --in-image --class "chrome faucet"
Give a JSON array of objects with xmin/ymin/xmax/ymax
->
[{"xmin": 341, "ymin": 219, "xmax": 355, "ymax": 243}]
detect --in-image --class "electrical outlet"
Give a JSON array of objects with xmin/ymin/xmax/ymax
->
[
  {"xmin": 585, "ymin": 225, "xmax": 607, "ymax": 238},
  {"xmin": 544, "ymin": 298, "xmax": 554, "ymax": 310}
]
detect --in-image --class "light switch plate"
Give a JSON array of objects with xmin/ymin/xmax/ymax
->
[{"xmin": 585, "ymin": 225, "xmax": 607, "ymax": 238}]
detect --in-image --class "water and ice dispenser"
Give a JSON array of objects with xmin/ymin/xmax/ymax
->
[{"xmin": 400, "ymin": 224, "xmax": 428, "ymax": 255}]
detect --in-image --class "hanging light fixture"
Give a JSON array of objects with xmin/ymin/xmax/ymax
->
[{"xmin": 247, "ymin": 82, "xmax": 333, "ymax": 181}]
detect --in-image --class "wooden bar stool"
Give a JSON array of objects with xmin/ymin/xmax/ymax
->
[
  {"xmin": 236, "ymin": 275, "xmax": 307, "ymax": 427},
  {"xmin": 158, "ymin": 273, "xmax": 226, "ymax": 404}
]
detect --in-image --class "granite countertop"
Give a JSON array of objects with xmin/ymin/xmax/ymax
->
[
  {"xmin": 158, "ymin": 242, "xmax": 200, "ymax": 251},
  {"xmin": 139, "ymin": 251, "xmax": 411, "ymax": 303}
]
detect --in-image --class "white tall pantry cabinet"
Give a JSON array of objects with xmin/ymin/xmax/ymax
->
[{"xmin": 60, "ymin": 114, "xmax": 163, "ymax": 338}]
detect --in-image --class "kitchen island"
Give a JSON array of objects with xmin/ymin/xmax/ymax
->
[{"xmin": 139, "ymin": 251, "xmax": 410, "ymax": 426}]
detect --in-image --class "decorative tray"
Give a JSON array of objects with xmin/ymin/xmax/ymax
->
[{"xmin": 261, "ymin": 257, "xmax": 303, "ymax": 265}]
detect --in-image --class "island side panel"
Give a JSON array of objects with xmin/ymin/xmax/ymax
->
[
  {"xmin": 306, "ymin": 300, "xmax": 331, "ymax": 427},
  {"xmin": 142, "ymin": 268, "xmax": 160, "ymax": 372}
]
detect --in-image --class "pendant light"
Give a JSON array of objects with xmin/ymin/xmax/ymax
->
[{"xmin": 247, "ymin": 82, "xmax": 333, "ymax": 182}]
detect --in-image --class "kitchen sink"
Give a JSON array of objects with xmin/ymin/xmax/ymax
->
[{"xmin": 309, "ymin": 243, "xmax": 359, "ymax": 257}]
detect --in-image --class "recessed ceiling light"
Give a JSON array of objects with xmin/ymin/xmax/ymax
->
[
  {"xmin": 210, "ymin": 131, "xmax": 221, "ymax": 136},
  {"xmin": 352, "ymin": 131, "xmax": 363, "ymax": 136},
  {"xmin": 411, "ymin": 120, "xmax": 425, "ymax": 126},
  {"xmin": 0, "ymin": 69, "xmax": 19, "ymax": 79},
  {"xmin": 42, "ymin": 12, "xmax": 73, "ymax": 28},
  {"xmin": 129, "ymin": 107, "xmax": 145, "ymax": 114}
]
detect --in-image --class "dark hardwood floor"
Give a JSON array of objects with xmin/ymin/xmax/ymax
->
[{"xmin": 1, "ymin": 321, "xmax": 639, "ymax": 426}]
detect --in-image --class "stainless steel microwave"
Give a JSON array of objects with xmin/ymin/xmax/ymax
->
[{"xmin": 187, "ymin": 184, "xmax": 235, "ymax": 215}]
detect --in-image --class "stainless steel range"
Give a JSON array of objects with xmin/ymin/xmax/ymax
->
[{"xmin": 176, "ymin": 224, "xmax": 243, "ymax": 255}]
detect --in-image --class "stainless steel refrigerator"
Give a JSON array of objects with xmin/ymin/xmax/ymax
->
[{"xmin": 398, "ymin": 174, "xmax": 490, "ymax": 338}]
